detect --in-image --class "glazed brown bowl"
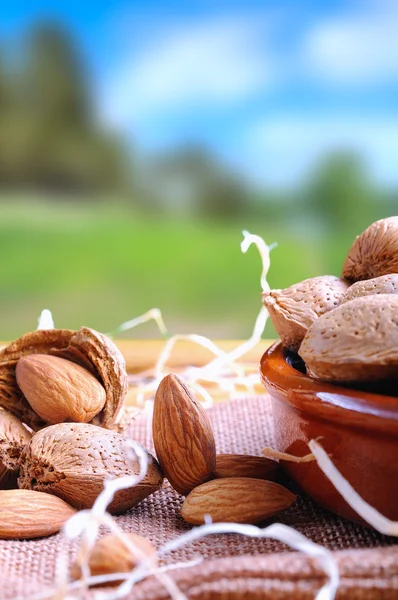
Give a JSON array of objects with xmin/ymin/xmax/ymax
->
[{"xmin": 260, "ymin": 341, "xmax": 398, "ymax": 523}]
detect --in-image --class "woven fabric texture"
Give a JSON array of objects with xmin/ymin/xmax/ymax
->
[{"xmin": 0, "ymin": 395, "xmax": 397, "ymax": 599}]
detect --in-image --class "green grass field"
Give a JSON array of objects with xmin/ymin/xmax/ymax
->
[{"xmin": 0, "ymin": 199, "xmax": 352, "ymax": 340}]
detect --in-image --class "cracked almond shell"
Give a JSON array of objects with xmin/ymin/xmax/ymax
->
[
  {"xmin": 262, "ymin": 275, "xmax": 349, "ymax": 351},
  {"xmin": 342, "ymin": 217, "xmax": 398, "ymax": 282},
  {"xmin": 0, "ymin": 327, "xmax": 128, "ymax": 430},
  {"xmin": 18, "ymin": 422, "xmax": 163, "ymax": 514},
  {"xmin": 341, "ymin": 274, "xmax": 398, "ymax": 303},
  {"xmin": 0, "ymin": 408, "xmax": 31, "ymax": 472},
  {"xmin": 299, "ymin": 294, "xmax": 398, "ymax": 383}
]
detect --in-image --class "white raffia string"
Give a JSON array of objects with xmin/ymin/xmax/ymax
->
[
  {"xmin": 107, "ymin": 308, "xmax": 168, "ymax": 338},
  {"xmin": 121, "ymin": 230, "xmax": 274, "ymax": 408},
  {"xmin": 241, "ymin": 229, "xmax": 276, "ymax": 293},
  {"xmin": 37, "ymin": 309, "xmax": 54, "ymax": 330},
  {"xmin": 309, "ymin": 439, "xmax": 398, "ymax": 536}
]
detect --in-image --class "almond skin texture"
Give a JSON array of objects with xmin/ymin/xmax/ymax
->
[
  {"xmin": 71, "ymin": 533, "xmax": 157, "ymax": 583},
  {"xmin": 342, "ymin": 217, "xmax": 398, "ymax": 282},
  {"xmin": 299, "ymin": 294, "xmax": 398, "ymax": 383},
  {"xmin": 214, "ymin": 454, "xmax": 279, "ymax": 481},
  {"xmin": 153, "ymin": 374, "xmax": 216, "ymax": 496},
  {"xmin": 16, "ymin": 354, "xmax": 106, "ymax": 425},
  {"xmin": 181, "ymin": 477, "xmax": 296, "ymax": 525},
  {"xmin": 0, "ymin": 489, "xmax": 76, "ymax": 539},
  {"xmin": 18, "ymin": 422, "xmax": 163, "ymax": 514},
  {"xmin": 262, "ymin": 276, "xmax": 349, "ymax": 351},
  {"xmin": 341, "ymin": 274, "xmax": 398, "ymax": 303}
]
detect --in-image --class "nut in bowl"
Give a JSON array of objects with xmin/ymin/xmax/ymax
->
[{"xmin": 260, "ymin": 217, "xmax": 398, "ymax": 526}]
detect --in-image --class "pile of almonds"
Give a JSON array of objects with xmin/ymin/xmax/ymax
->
[
  {"xmin": 263, "ymin": 217, "xmax": 398, "ymax": 384},
  {"xmin": 0, "ymin": 326, "xmax": 296, "ymax": 581}
]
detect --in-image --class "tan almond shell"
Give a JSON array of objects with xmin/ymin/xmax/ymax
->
[
  {"xmin": 0, "ymin": 408, "xmax": 31, "ymax": 475},
  {"xmin": 262, "ymin": 275, "xmax": 349, "ymax": 351},
  {"xmin": 0, "ymin": 489, "xmax": 76, "ymax": 539},
  {"xmin": 153, "ymin": 374, "xmax": 216, "ymax": 496},
  {"xmin": 342, "ymin": 217, "xmax": 398, "ymax": 282},
  {"xmin": 299, "ymin": 294, "xmax": 398, "ymax": 383},
  {"xmin": 0, "ymin": 327, "xmax": 128, "ymax": 430},
  {"xmin": 341, "ymin": 274, "xmax": 398, "ymax": 303},
  {"xmin": 181, "ymin": 477, "xmax": 296, "ymax": 525},
  {"xmin": 18, "ymin": 423, "xmax": 163, "ymax": 514}
]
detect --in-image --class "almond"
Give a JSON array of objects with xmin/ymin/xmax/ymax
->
[
  {"xmin": 16, "ymin": 355, "xmax": 106, "ymax": 425},
  {"xmin": 342, "ymin": 217, "xmax": 398, "ymax": 282},
  {"xmin": 18, "ymin": 422, "xmax": 163, "ymax": 514},
  {"xmin": 341, "ymin": 274, "xmax": 398, "ymax": 303},
  {"xmin": 214, "ymin": 454, "xmax": 279, "ymax": 481},
  {"xmin": 262, "ymin": 276, "xmax": 349, "ymax": 351},
  {"xmin": 299, "ymin": 294, "xmax": 398, "ymax": 382},
  {"xmin": 153, "ymin": 374, "xmax": 216, "ymax": 496},
  {"xmin": 71, "ymin": 533, "xmax": 157, "ymax": 583},
  {"xmin": 181, "ymin": 477, "xmax": 296, "ymax": 525},
  {"xmin": 0, "ymin": 489, "xmax": 76, "ymax": 539}
]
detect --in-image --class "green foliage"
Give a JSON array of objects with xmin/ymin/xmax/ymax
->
[
  {"xmin": 303, "ymin": 152, "xmax": 378, "ymax": 233},
  {"xmin": 0, "ymin": 199, "xmax": 331, "ymax": 340}
]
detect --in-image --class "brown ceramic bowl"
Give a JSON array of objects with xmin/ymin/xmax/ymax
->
[{"xmin": 260, "ymin": 341, "xmax": 398, "ymax": 523}]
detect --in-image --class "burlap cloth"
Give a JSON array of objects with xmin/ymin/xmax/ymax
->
[{"xmin": 1, "ymin": 395, "xmax": 398, "ymax": 599}]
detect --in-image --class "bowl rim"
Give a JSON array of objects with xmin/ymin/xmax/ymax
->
[{"xmin": 260, "ymin": 341, "xmax": 398, "ymax": 433}]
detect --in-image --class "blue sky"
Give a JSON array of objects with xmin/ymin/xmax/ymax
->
[{"xmin": 2, "ymin": 0, "xmax": 398, "ymax": 188}]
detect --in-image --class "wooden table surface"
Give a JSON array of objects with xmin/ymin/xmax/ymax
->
[
  {"xmin": 116, "ymin": 339, "xmax": 274, "ymax": 405},
  {"xmin": 116, "ymin": 339, "xmax": 274, "ymax": 373}
]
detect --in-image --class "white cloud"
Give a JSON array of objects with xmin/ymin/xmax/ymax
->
[
  {"xmin": 103, "ymin": 15, "xmax": 270, "ymax": 126},
  {"xmin": 246, "ymin": 115, "xmax": 398, "ymax": 187},
  {"xmin": 302, "ymin": 5, "xmax": 398, "ymax": 84}
]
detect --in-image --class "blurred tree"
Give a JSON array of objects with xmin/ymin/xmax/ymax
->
[
  {"xmin": 0, "ymin": 22, "xmax": 129, "ymax": 193},
  {"xmin": 25, "ymin": 23, "xmax": 90, "ymax": 128},
  {"xmin": 152, "ymin": 145, "xmax": 247, "ymax": 219},
  {"xmin": 303, "ymin": 152, "xmax": 378, "ymax": 233}
]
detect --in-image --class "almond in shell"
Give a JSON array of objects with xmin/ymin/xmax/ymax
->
[
  {"xmin": 262, "ymin": 276, "xmax": 349, "ymax": 351},
  {"xmin": 342, "ymin": 217, "xmax": 398, "ymax": 282},
  {"xmin": 0, "ymin": 327, "xmax": 128, "ymax": 430},
  {"xmin": 0, "ymin": 408, "xmax": 31, "ymax": 473},
  {"xmin": 18, "ymin": 422, "xmax": 163, "ymax": 514},
  {"xmin": 341, "ymin": 274, "xmax": 398, "ymax": 303},
  {"xmin": 299, "ymin": 294, "xmax": 398, "ymax": 382}
]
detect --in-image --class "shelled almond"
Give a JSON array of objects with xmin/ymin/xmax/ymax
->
[
  {"xmin": 214, "ymin": 454, "xmax": 279, "ymax": 481},
  {"xmin": 181, "ymin": 478, "xmax": 296, "ymax": 525},
  {"xmin": 152, "ymin": 373, "xmax": 216, "ymax": 495},
  {"xmin": 0, "ymin": 489, "xmax": 76, "ymax": 539},
  {"xmin": 71, "ymin": 533, "xmax": 157, "ymax": 583}
]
